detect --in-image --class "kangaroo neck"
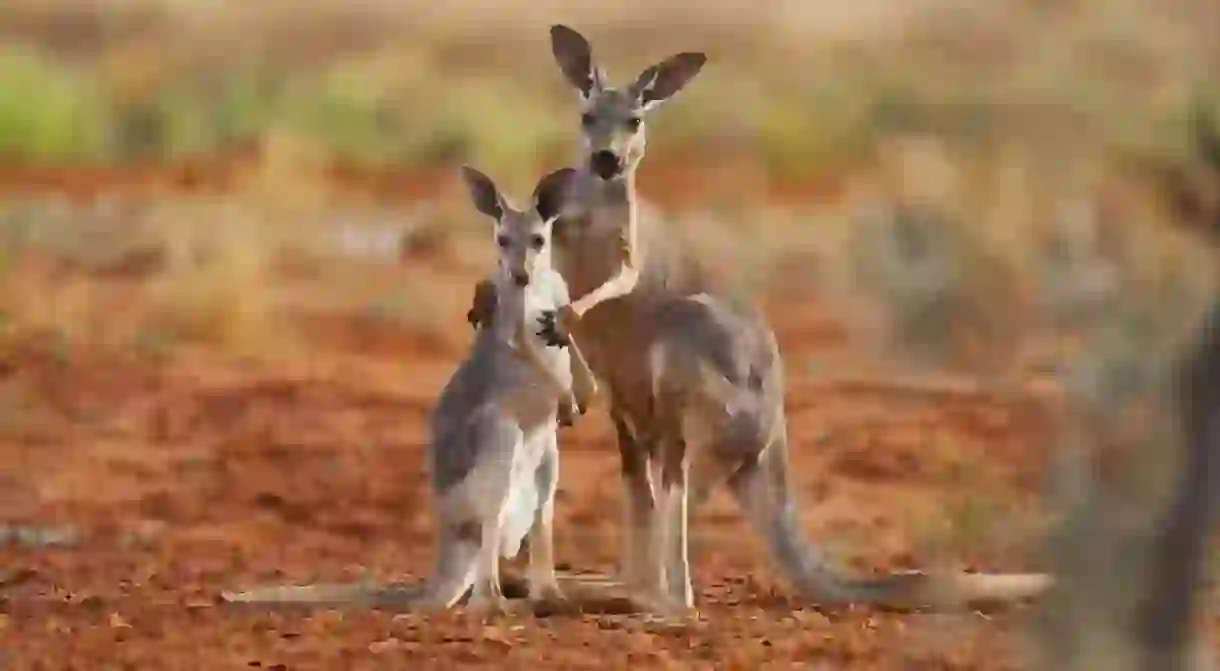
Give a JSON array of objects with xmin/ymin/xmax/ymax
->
[
  {"xmin": 567, "ymin": 163, "xmax": 714, "ymax": 309},
  {"xmin": 576, "ymin": 167, "xmax": 635, "ymax": 227}
]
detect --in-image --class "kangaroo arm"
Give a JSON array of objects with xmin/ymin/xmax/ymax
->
[
  {"xmin": 568, "ymin": 224, "xmax": 639, "ymax": 318},
  {"xmin": 546, "ymin": 272, "xmax": 599, "ymax": 410},
  {"xmin": 566, "ymin": 334, "xmax": 598, "ymax": 410},
  {"xmin": 467, "ymin": 279, "xmax": 498, "ymax": 329},
  {"xmin": 511, "ymin": 318, "xmax": 576, "ymax": 399}
]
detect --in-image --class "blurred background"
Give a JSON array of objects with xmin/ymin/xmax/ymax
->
[{"xmin": 1, "ymin": 1, "xmax": 1219, "ymax": 668}]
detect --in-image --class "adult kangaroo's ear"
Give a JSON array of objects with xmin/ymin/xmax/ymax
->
[
  {"xmin": 550, "ymin": 24, "xmax": 604, "ymax": 100},
  {"xmin": 534, "ymin": 167, "xmax": 577, "ymax": 222},
  {"xmin": 460, "ymin": 165, "xmax": 503, "ymax": 220},
  {"xmin": 631, "ymin": 52, "xmax": 707, "ymax": 112}
]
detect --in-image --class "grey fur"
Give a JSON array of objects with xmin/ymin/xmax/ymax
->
[
  {"xmin": 420, "ymin": 166, "xmax": 600, "ymax": 613},
  {"xmin": 523, "ymin": 24, "xmax": 1053, "ymax": 612}
]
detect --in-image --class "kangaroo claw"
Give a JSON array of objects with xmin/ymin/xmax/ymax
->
[{"xmin": 538, "ymin": 310, "xmax": 572, "ymax": 348}]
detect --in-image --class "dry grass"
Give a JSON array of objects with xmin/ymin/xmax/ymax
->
[{"xmin": 0, "ymin": 136, "xmax": 475, "ymax": 359}]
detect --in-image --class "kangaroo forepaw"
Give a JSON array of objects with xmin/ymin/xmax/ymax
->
[
  {"xmin": 558, "ymin": 395, "xmax": 588, "ymax": 429},
  {"xmin": 468, "ymin": 280, "xmax": 498, "ymax": 330},
  {"xmin": 537, "ymin": 310, "xmax": 572, "ymax": 348},
  {"xmin": 558, "ymin": 401, "xmax": 577, "ymax": 428}
]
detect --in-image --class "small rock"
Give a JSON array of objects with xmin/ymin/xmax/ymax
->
[
  {"xmin": 641, "ymin": 616, "xmax": 696, "ymax": 635},
  {"xmin": 13, "ymin": 525, "xmax": 79, "ymax": 548},
  {"xmin": 368, "ymin": 637, "xmax": 403, "ymax": 654},
  {"xmin": 792, "ymin": 609, "xmax": 832, "ymax": 626},
  {"xmin": 480, "ymin": 625, "xmax": 514, "ymax": 650}
]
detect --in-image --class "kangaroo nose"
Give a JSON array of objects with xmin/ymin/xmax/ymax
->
[
  {"xmin": 512, "ymin": 271, "xmax": 530, "ymax": 287},
  {"xmin": 590, "ymin": 150, "xmax": 622, "ymax": 180}
]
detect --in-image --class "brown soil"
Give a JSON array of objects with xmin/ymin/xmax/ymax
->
[
  {"xmin": 0, "ymin": 150, "xmax": 847, "ymax": 211},
  {"xmin": 0, "ymin": 159, "xmax": 1211, "ymax": 670}
]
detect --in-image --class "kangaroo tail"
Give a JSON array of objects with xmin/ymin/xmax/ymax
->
[
  {"xmin": 221, "ymin": 526, "xmax": 480, "ymax": 610},
  {"xmin": 221, "ymin": 582, "xmax": 429, "ymax": 609},
  {"xmin": 730, "ymin": 419, "xmax": 1052, "ymax": 611}
]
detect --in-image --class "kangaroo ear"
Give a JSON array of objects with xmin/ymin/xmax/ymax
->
[
  {"xmin": 630, "ymin": 52, "xmax": 707, "ymax": 112},
  {"xmin": 460, "ymin": 165, "xmax": 503, "ymax": 220},
  {"xmin": 533, "ymin": 167, "xmax": 577, "ymax": 222},
  {"xmin": 550, "ymin": 24, "xmax": 604, "ymax": 100}
]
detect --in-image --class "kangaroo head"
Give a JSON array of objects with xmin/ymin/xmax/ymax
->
[
  {"xmin": 460, "ymin": 165, "xmax": 576, "ymax": 288},
  {"xmin": 549, "ymin": 24, "xmax": 707, "ymax": 182}
]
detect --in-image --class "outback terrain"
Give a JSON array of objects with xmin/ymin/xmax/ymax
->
[
  {"xmin": 0, "ymin": 153, "xmax": 1204, "ymax": 670},
  {"xmin": 2, "ymin": 2, "xmax": 1220, "ymax": 669}
]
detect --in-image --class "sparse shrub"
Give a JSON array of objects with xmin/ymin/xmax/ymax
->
[
  {"xmin": 0, "ymin": 45, "xmax": 111, "ymax": 162},
  {"xmin": 137, "ymin": 203, "xmax": 285, "ymax": 356},
  {"xmin": 112, "ymin": 71, "xmax": 277, "ymax": 161}
]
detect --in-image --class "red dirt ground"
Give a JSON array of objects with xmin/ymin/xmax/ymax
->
[
  {"xmin": 0, "ymin": 148, "xmax": 850, "ymax": 211},
  {"xmin": 0, "ymin": 159, "xmax": 1210, "ymax": 670}
]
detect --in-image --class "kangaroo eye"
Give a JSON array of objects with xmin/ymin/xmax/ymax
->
[
  {"xmin": 581, "ymin": 113, "xmax": 595, "ymax": 127},
  {"xmin": 626, "ymin": 117, "xmax": 642, "ymax": 131},
  {"xmin": 496, "ymin": 235, "xmax": 510, "ymax": 249},
  {"xmin": 529, "ymin": 234, "xmax": 545, "ymax": 250}
]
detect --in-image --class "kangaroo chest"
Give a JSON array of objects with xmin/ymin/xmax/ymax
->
[
  {"xmin": 487, "ymin": 281, "xmax": 572, "ymax": 425},
  {"xmin": 555, "ymin": 209, "xmax": 623, "ymax": 292}
]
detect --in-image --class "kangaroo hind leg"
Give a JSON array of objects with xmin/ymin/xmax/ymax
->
[
  {"xmin": 656, "ymin": 390, "xmax": 695, "ymax": 611},
  {"xmin": 424, "ymin": 519, "xmax": 482, "ymax": 610},
  {"xmin": 527, "ymin": 434, "xmax": 566, "ymax": 604}
]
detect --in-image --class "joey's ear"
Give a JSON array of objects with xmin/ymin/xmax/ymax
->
[
  {"xmin": 630, "ymin": 52, "xmax": 707, "ymax": 111},
  {"xmin": 533, "ymin": 167, "xmax": 577, "ymax": 222},
  {"xmin": 550, "ymin": 24, "xmax": 604, "ymax": 99},
  {"xmin": 460, "ymin": 165, "xmax": 503, "ymax": 219}
]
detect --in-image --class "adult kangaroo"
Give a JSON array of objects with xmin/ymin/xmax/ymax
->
[{"xmin": 466, "ymin": 24, "xmax": 1052, "ymax": 613}]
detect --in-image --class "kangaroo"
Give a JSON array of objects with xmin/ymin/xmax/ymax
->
[
  {"xmin": 467, "ymin": 24, "xmax": 1052, "ymax": 613},
  {"xmin": 411, "ymin": 164, "xmax": 599, "ymax": 615},
  {"xmin": 220, "ymin": 167, "xmax": 600, "ymax": 614}
]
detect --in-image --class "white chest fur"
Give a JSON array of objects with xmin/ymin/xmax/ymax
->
[{"xmin": 491, "ymin": 270, "xmax": 574, "ymax": 423}]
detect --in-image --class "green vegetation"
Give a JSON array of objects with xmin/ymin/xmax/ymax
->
[
  {"xmin": 0, "ymin": 46, "xmax": 111, "ymax": 162},
  {"xmin": 0, "ymin": 2, "xmax": 1214, "ymax": 181}
]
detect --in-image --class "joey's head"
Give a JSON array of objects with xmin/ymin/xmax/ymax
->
[
  {"xmin": 550, "ymin": 24, "xmax": 707, "ymax": 182},
  {"xmin": 460, "ymin": 165, "xmax": 575, "ymax": 288}
]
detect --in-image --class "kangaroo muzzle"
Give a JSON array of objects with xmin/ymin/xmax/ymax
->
[{"xmin": 590, "ymin": 150, "xmax": 623, "ymax": 180}]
